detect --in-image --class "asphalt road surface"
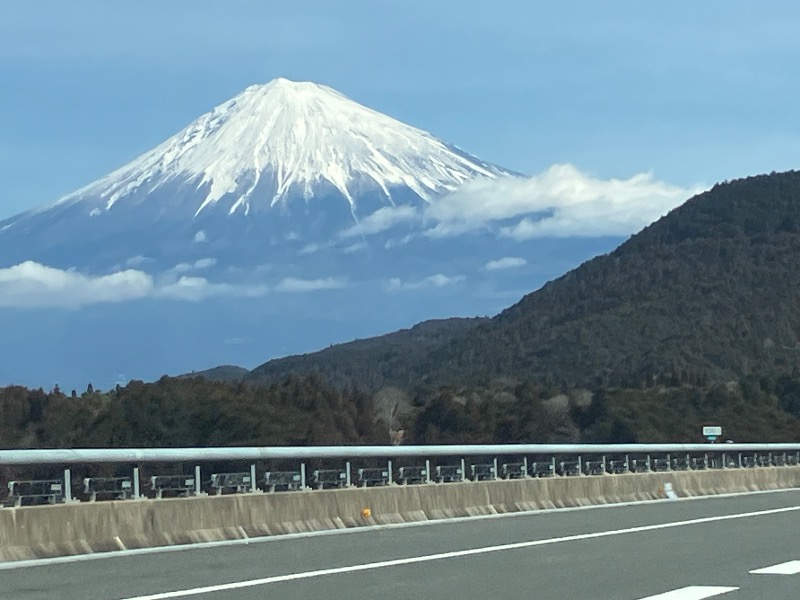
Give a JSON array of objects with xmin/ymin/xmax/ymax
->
[{"xmin": 2, "ymin": 489, "xmax": 799, "ymax": 600}]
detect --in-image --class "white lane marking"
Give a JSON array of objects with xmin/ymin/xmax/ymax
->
[
  {"xmin": 638, "ymin": 586, "xmax": 738, "ymax": 599},
  {"xmin": 116, "ymin": 505, "xmax": 800, "ymax": 600},
  {"xmin": 750, "ymin": 559, "xmax": 800, "ymax": 575},
  {"xmin": 2, "ymin": 487, "xmax": 799, "ymax": 571}
]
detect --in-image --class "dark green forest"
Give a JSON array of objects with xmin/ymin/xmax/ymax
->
[{"xmin": 2, "ymin": 372, "xmax": 799, "ymax": 449}]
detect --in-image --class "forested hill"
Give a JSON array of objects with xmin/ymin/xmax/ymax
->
[
  {"xmin": 429, "ymin": 170, "xmax": 800, "ymax": 387},
  {"xmin": 247, "ymin": 170, "xmax": 800, "ymax": 391},
  {"xmin": 246, "ymin": 317, "xmax": 487, "ymax": 389}
]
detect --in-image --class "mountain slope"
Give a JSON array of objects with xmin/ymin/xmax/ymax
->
[
  {"xmin": 246, "ymin": 317, "xmax": 487, "ymax": 390},
  {"xmin": 2, "ymin": 77, "xmax": 639, "ymax": 390},
  {"xmin": 0, "ymin": 78, "xmax": 515, "ymax": 271},
  {"xmin": 247, "ymin": 170, "xmax": 800, "ymax": 390},
  {"xmin": 180, "ymin": 365, "xmax": 249, "ymax": 383},
  {"xmin": 49, "ymin": 79, "xmax": 509, "ymax": 214},
  {"xmin": 449, "ymin": 170, "xmax": 800, "ymax": 386}
]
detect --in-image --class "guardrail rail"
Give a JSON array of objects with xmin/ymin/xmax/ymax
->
[{"xmin": 1, "ymin": 444, "xmax": 799, "ymax": 507}]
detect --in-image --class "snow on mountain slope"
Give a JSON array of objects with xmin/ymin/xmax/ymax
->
[
  {"xmin": 47, "ymin": 78, "xmax": 512, "ymax": 221},
  {"xmin": 0, "ymin": 79, "xmax": 651, "ymax": 389}
]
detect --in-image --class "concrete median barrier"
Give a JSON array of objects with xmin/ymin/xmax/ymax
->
[{"xmin": 1, "ymin": 466, "xmax": 798, "ymax": 561}]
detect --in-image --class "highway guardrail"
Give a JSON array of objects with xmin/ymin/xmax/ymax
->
[{"xmin": 2, "ymin": 443, "xmax": 799, "ymax": 506}]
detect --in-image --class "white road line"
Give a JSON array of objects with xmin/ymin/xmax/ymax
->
[
  {"xmin": 750, "ymin": 559, "xmax": 800, "ymax": 575},
  {"xmin": 116, "ymin": 505, "xmax": 800, "ymax": 600},
  {"xmin": 637, "ymin": 586, "xmax": 738, "ymax": 600}
]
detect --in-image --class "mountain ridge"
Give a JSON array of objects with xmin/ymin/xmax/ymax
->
[
  {"xmin": 0, "ymin": 78, "xmax": 514, "ymax": 235},
  {"xmin": 241, "ymin": 170, "xmax": 800, "ymax": 391},
  {"xmin": 0, "ymin": 78, "xmax": 519, "ymax": 275}
]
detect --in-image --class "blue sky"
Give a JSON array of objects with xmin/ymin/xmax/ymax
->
[{"xmin": 2, "ymin": 1, "xmax": 800, "ymax": 220}]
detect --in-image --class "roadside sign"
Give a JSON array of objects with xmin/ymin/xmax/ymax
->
[{"xmin": 703, "ymin": 426, "xmax": 722, "ymax": 442}]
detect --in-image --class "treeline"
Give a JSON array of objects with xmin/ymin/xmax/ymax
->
[
  {"xmin": 0, "ymin": 375, "xmax": 382, "ymax": 449},
  {"xmin": 2, "ymin": 371, "xmax": 800, "ymax": 449}
]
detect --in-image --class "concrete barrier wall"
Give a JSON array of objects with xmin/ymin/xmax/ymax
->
[{"xmin": 1, "ymin": 467, "xmax": 798, "ymax": 561}]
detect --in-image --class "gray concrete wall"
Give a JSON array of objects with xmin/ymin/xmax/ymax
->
[{"xmin": 1, "ymin": 467, "xmax": 798, "ymax": 561}]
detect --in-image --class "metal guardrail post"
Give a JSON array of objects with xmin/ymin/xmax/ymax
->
[
  {"xmin": 666, "ymin": 453, "xmax": 672, "ymax": 471},
  {"xmin": 345, "ymin": 461, "xmax": 351, "ymax": 487},
  {"xmin": 738, "ymin": 453, "xmax": 743, "ymax": 468},
  {"xmin": 493, "ymin": 458, "xmax": 498, "ymax": 480},
  {"xmin": 133, "ymin": 467, "xmax": 140, "ymax": 499},
  {"xmin": 625, "ymin": 454, "xmax": 630, "ymax": 473},
  {"xmin": 194, "ymin": 466, "xmax": 201, "ymax": 495},
  {"xmin": 601, "ymin": 455, "xmax": 607, "ymax": 474},
  {"xmin": 461, "ymin": 458, "xmax": 466, "ymax": 481},
  {"xmin": 722, "ymin": 453, "xmax": 726, "ymax": 469},
  {"xmin": 387, "ymin": 459, "xmax": 393, "ymax": 485},
  {"xmin": 250, "ymin": 464, "xmax": 257, "ymax": 492},
  {"xmin": 646, "ymin": 454, "xmax": 651, "ymax": 472},
  {"xmin": 300, "ymin": 463, "xmax": 307, "ymax": 490},
  {"xmin": 523, "ymin": 456, "xmax": 528, "ymax": 478},
  {"xmin": 64, "ymin": 468, "xmax": 72, "ymax": 502},
  {"xmin": 425, "ymin": 459, "xmax": 431, "ymax": 484},
  {"xmin": 577, "ymin": 455, "xmax": 582, "ymax": 476},
  {"xmin": 551, "ymin": 457, "xmax": 557, "ymax": 476}
]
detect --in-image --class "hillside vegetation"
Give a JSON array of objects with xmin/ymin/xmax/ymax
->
[
  {"xmin": 248, "ymin": 171, "xmax": 800, "ymax": 392},
  {"xmin": 2, "ymin": 372, "xmax": 800, "ymax": 450},
  {"xmin": 247, "ymin": 317, "xmax": 486, "ymax": 390}
]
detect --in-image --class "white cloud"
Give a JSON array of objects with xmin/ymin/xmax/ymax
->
[
  {"xmin": 170, "ymin": 258, "xmax": 217, "ymax": 273},
  {"xmin": 0, "ymin": 261, "xmax": 154, "ymax": 308},
  {"xmin": 339, "ymin": 205, "xmax": 418, "ymax": 238},
  {"xmin": 193, "ymin": 258, "xmax": 217, "ymax": 270},
  {"xmin": 125, "ymin": 255, "xmax": 153, "ymax": 267},
  {"xmin": 342, "ymin": 242, "xmax": 366, "ymax": 254},
  {"xmin": 157, "ymin": 276, "xmax": 266, "ymax": 301},
  {"xmin": 173, "ymin": 263, "xmax": 193, "ymax": 273},
  {"xmin": 298, "ymin": 243, "xmax": 320, "ymax": 256},
  {"xmin": 384, "ymin": 234, "xmax": 416, "ymax": 249},
  {"xmin": 423, "ymin": 164, "xmax": 705, "ymax": 239},
  {"xmin": 0, "ymin": 262, "xmax": 266, "ymax": 307},
  {"xmin": 387, "ymin": 273, "xmax": 465, "ymax": 291},
  {"xmin": 275, "ymin": 277, "xmax": 347, "ymax": 293},
  {"xmin": 194, "ymin": 230, "xmax": 208, "ymax": 243},
  {"xmin": 485, "ymin": 257, "xmax": 527, "ymax": 271}
]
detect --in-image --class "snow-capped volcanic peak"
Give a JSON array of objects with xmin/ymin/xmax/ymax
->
[{"xmin": 61, "ymin": 78, "xmax": 510, "ymax": 217}]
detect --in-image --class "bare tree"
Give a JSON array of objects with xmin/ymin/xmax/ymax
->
[{"xmin": 373, "ymin": 386, "xmax": 413, "ymax": 442}]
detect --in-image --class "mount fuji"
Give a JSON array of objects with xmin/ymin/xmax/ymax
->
[
  {"xmin": 0, "ymin": 79, "xmax": 624, "ymax": 389},
  {"xmin": 0, "ymin": 78, "xmax": 513, "ymax": 271}
]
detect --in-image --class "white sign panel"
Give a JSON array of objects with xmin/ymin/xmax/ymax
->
[{"xmin": 702, "ymin": 426, "xmax": 722, "ymax": 437}]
